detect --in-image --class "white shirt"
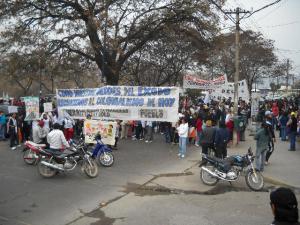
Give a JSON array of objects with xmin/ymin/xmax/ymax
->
[
  {"xmin": 47, "ymin": 129, "xmax": 70, "ymax": 149},
  {"xmin": 177, "ymin": 123, "xmax": 189, "ymax": 138},
  {"xmin": 64, "ymin": 118, "xmax": 74, "ymax": 129},
  {"xmin": 32, "ymin": 126, "xmax": 47, "ymax": 143}
]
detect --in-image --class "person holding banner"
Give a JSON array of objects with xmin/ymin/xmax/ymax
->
[{"xmin": 176, "ymin": 118, "xmax": 188, "ymax": 158}]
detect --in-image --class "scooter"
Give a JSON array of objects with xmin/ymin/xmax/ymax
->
[{"xmin": 89, "ymin": 134, "xmax": 114, "ymax": 167}]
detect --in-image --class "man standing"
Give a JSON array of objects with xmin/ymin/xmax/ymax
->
[
  {"xmin": 145, "ymin": 121, "xmax": 153, "ymax": 143},
  {"xmin": 265, "ymin": 111, "xmax": 276, "ymax": 165},
  {"xmin": 200, "ymin": 120, "xmax": 216, "ymax": 158},
  {"xmin": 287, "ymin": 112, "xmax": 297, "ymax": 151},
  {"xmin": 7, "ymin": 113, "xmax": 18, "ymax": 150},
  {"xmin": 214, "ymin": 121, "xmax": 229, "ymax": 158},
  {"xmin": 0, "ymin": 111, "xmax": 6, "ymax": 141}
]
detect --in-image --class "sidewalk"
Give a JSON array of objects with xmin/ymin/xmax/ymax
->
[{"xmin": 228, "ymin": 130, "xmax": 300, "ymax": 188}]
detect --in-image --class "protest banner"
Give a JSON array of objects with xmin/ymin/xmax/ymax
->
[
  {"xmin": 183, "ymin": 74, "xmax": 227, "ymax": 89},
  {"xmin": 43, "ymin": 102, "xmax": 53, "ymax": 112},
  {"xmin": 208, "ymin": 80, "xmax": 250, "ymax": 102},
  {"xmin": 57, "ymin": 86, "xmax": 179, "ymax": 122},
  {"xmin": 23, "ymin": 97, "xmax": 39, "ymax": 121},
  {"xmin": 84, "ymin": 120, "xmax": 116, "ymax": 145}
]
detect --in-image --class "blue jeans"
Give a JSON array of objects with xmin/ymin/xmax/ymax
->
[
  {"xmin": 256, "ymin": 149, "xmax": 267, "ymax": 171},
  {"xmin": 0, "ymin": 124, "xmax": 5, "ymax": 140},
  {"xmin": 289, "ymin": 131, "xmax": 296, "ymax": 150},
  {"xmin": 280, "ymin": 126, "xmax": 286, "ymax": 141},
  {"xmin": 179, "ymin": 137, "xmax": 187, "ymax": 156},
  {"xmin": 196, "ymin": 131, "xmax": 202, "ymax": 145}
]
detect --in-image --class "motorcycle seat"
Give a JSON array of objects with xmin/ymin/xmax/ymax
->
[{"xmin": 26, "ymin": 141, "xmax": 46, "ymax": 148}]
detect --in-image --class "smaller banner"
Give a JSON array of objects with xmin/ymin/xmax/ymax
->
[
  {"xmin": 43, "ymin": 102, "xmax": 53, "ymax": 112},
  {"xmin": 7, "ymin": 106, "xmax": 18, "ymax": 114},
  {"xmin": 84, "ymin": 120, "xmax": 116, "ymax": 145},
  {"xmin": 24, "ymin": 97, "xmax": 39, "ymax": 121},
  {"xmin": 183, "ymin": 74, "xmax": 227, "ymax": 89},
  {"xmin": 209, "ymin": 80, "xmax": 250, "ymax": 102}
]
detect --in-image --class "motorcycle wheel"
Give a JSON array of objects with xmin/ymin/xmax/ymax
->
[
  {"xmin": 37, "ymin": 158, "xmax": 56, "ymax": 178},
  {"xmin": 245, "ymin": 170, "xmax": 264, "ymax": 191},
  {"xmin": 200, "ymin": 165, "xmax": 219, "ymax": 186},
  {"xmin": 83, "ymin": 159, "xmax": 98, "ymax": 178},
  {"xmin": 98, "ymin": 152, "xmax": 114, "ymax": 167},
  {"xmin": 23, "ymin": 148, "xmax": 37, "ymax": 165}
]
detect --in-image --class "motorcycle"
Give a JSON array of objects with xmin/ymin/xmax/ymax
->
[
  {"xmin": 23, "ymin": 141, "xmax": 46, "ymax": 165},
  {"xmin": 200, "ymin": 148, "xmax": 264, "ymax": 191},
  {"xmin": 88, "ymin": 134, "xmax": 114, "ymax": 167},
  {"xmin": 37, "ymin": 139, "xmax": 98, "ymax": 178}
]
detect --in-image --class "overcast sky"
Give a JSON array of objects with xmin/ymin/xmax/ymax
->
[{"xmin": 224, "ymin": 0, "xmax": 300, "ymax": 76}]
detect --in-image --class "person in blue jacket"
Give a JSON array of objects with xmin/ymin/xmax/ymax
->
[{"xmin": 214, "ymin": 121, "xmax": 229, "ymax": 158}]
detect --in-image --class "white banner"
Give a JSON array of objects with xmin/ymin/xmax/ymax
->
[
  {"xmin": 23, "ymin": 97, "xmax": 39, "ymax": 121},
  {"xmin": 209, "ymin": 80, "xmax": 250, "ymax": 102},
  {"xmin": 43, "ymin": 102, "xmax": 53, "ymax": 112},
  {"xmin": 7, "ymin": 106, "xmax": 18, "ymax": 114},
  {"xmin": 57, "ymin": 86, "xmax": 179, "ymax": 122},
  {"xmin": 84, "ymin": 120, "xmax": 116, "ymax": 145},
  {"xmin": 183, "ymin": 74, "xmax": 227, "ymax": 89}
]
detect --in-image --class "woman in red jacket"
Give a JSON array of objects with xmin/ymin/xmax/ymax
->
[{"xmin": 195, "ymin": 116, "xmax": 203, "ymax": 147}]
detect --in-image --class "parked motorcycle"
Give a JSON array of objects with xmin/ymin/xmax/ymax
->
[
  {"xmin": 37, "ymin": 140, "xmax": 98, "ymax": 178},
  {"xmin": 200, "ymin": 148, "xmax": 264, "ymax": 191},
  {"xmin": 88, "ymin": 134, "xmax": 114, "ymax": 167},
  {"xmin": 23, "ymin": 141, "xmax": 46, "ymax": 165}
]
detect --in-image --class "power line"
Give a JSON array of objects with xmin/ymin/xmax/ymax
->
[{"xmin": 243, "ymin": 0, "xmax": 282, "ymax": 19}]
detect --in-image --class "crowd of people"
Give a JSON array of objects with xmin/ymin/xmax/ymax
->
[{"xmin": 1, "ymin": 95, "xmax": 300, "ymax": 172}]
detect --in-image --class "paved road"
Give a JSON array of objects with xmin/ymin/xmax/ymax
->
[
  {"xmin": 0, "ymin": 133, "xmax": 299, "ymax": 225},
  {"xmin": 0, "ymin": 135, "xmax": 202, "ymax": 225}
]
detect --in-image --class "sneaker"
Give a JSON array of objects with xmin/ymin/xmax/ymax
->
[
  {"xmin": 11, "ymin": 147, "xmax": 16, "ymax": 150},
  {"xmin": 177, "ymin": 153, "xmax": 181, "ymax": 156},
  {"xmin": 145, "ymin": 140, "xmax": 149, "ymax": 143},
  {"xmin": 180, "ymin": 155, "xmax": 185, "ymax": 158},
  {"xmin": 139, "ymin": 138, "xmax": 144, "ymax": 141},
  {"xmin": 195, "ymin": 144, "xmax": 199, "ymax": 147},
  {"xmin": 149, "ymin": 140, "xmax": 153, "ymax": 143}
]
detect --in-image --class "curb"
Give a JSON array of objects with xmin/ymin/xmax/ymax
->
[{"xmin": 264, "ymin": 175, "xmax": 300, "ymax": 189}]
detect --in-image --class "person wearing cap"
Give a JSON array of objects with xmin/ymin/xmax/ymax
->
[
  {"xmin": 199, "ymin": 120, "xmax": 216, "ymax": 159},
  {"xmin": 32, "ymin": 120, "xmax": 48, "ymax": 144},
  {"xmin": 287, "ymin": 112, "xmax": 298, "ymax": 151},
  {"xmin": 269, "ymin": 187, "xmax": 299, "ymax": 225},
  {"xmin": 265, "ymin": 110, "xmax": 276, "ymax": 165}
]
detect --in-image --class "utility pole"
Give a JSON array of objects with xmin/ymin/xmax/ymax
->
[
  {"xmin": 286, "ymin": 59, "xmax": 289, "ymax": 93},
  {"xmin": 225, "ymin": 8, "xmax": 250, "ymax": 115}
]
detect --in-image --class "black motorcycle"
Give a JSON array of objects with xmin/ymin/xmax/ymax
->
[
  {"xmin": 37, "ymin": 139, "xmax": 98, "ymax": 178},
  {"xmin": 200, "ymin": 148, "xmax": 264, "ymax": 191}
]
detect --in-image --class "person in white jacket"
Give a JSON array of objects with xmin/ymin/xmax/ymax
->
[{"xmin": 176, "ymin": 118, "xmax": 189, "ymax": 158}]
